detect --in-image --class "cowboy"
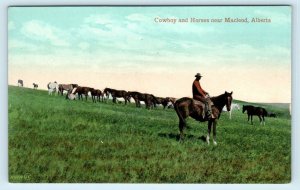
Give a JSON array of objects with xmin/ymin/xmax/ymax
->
[{"xmin": 192, "ymin": 73, "xmax": 213, "ymax": 119}]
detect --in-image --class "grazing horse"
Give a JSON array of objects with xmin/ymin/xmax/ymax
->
[
  {"xmin": 174, "ymin": 91, "xmax": 233, "ymax": 145},
  {"xmin": 66, "ymin": 88, "xmax": 77, "ymax": 100},
  {"xmin": 127, "ymin": 91, "xmax": 155, "ymax": 109},
  {"xmin": 222, "ymin": 103, "xmax": 240, "ymax": 119},
  {"xmin": 18, "ymin": 79, "xmax": 23, "ymax": 87},
  {"xmin": 104, "ymin": 88, "xmax": 130, "ymax": 104},
  {"xmin": 242, "ymin": 105, "xmax": 268, "ymax": 125},
  {"xmin": 58, "ymin": 84, "xmax": 78, "ymax": 95},
  {"xmin": 153, "ymin": 96, "xmax": 171, "ymax": 109},
  {"xmin": 167, "ymin": 97, "xmax": 177, "ymax": 106},
  {"xmin": 73, "ymin": 86, "xmax": 94, "ymax": 101},
  {"xmin": 91, "ymin": 89, "xmax": 104, "ymax": 103},
  {"xmin": 47, "ymin": 81, "xmax": 59, "ymax": 95},
  {"xmin": 166, "ymin": 97, "xmax": 177, "ymax": 109},
  {"xmin": 33, "ymin": 83, "xmax": 38, "ymax": 89}
]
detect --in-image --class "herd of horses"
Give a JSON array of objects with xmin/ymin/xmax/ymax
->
[
  {"xmin": 46, "ymin": 82, "xmax": 176, "ymax": 109},
  {"xmin": 17, "ymin": 79, "xmax": 279, "ymax": 145}
]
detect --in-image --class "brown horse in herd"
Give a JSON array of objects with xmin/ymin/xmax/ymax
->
[
  {"xmin": 174, "ymin": 91, "xmax": 233, "ymax": 145},
  {"xmin": 58, "ymin": 84, "xmax": 78, "ymax": 95},
  {"xmin": 91, "ymin": 89, "xmax": 104, "ymax": 103},
  {"xmin": 127, "ymin": 91, "xmax": 156, "ymax": 109},
  {"xmin": 103, "ymin": 88, "xmax": 131, "ymax": 104},
  {"xmin": 153, "ymin": 97, "xmax": 171, "ymax": 109},
  {"xmin": 73, "ymin": 86, "xmax": 94, "ymax": 101}
]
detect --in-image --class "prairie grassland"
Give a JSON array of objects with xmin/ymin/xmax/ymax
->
[{"xmin": 8, "ymin": 86, "xmax": 291, "ymax": 183}]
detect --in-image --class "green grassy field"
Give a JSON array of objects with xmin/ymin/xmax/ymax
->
[{"xmin": 8, "ymin": 86, "xmax": 291, "ymax": 183}]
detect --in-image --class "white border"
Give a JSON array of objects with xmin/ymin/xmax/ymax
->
[{"xmin": 1, "ymin": 1, "xmax": 299, "ymax": 190}]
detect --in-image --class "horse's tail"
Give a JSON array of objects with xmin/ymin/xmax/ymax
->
[
  {"xmin": 47, "ymin": 83, "xmax": 50, "ymax": 89},
  {"xmin": 174, "ymin": 99, "xmax": 185, "ymax": 123},
  {"xmin": 263, "ymin": 108, "xmax": 268, "ymax": 116}
]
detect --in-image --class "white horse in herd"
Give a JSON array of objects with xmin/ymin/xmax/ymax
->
[
  {"xmin": 47, "ymin": 81, "xmax": 59, "ymax": 95},
  {"xmin": 222, "ymin": 103, "xmax": 240, "ymax": 119}
]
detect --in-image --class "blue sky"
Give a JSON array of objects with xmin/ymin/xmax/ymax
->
[{"xmin": 8, "ymin": 6, "xmax": 291, "ymax": 103}]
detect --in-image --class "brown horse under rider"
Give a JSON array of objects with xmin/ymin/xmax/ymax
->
[{"xmin": 192, "ymin": 73, "xmax": 213, "ymax": 119}]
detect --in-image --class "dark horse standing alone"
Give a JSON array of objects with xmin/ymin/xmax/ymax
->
[
  {"xmin": 174, "ymin": 91, "xmax": 233, "ymax": 145},
  {"xmin": 242, "ymin": 105, "xmax": 268, "ymax": 125}
]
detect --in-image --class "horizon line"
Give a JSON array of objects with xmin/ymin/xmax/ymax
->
[{"xmin": 8, "ymin": 85, "xmax": 292, "ymax": 105}]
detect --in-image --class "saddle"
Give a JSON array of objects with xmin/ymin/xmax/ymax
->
[{"xmin": 193, "ymin": 99, "xmax": 214, "ymax": 119}]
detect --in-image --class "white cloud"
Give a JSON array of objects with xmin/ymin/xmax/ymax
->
[
  {"xmin": 126, "ymin": 13, "xmax": 149, "ymax": 22},
  {"xmin": 8, "ymin": 39, "xmax": 38, "ymax": 51},
  {"xmin": 21, "ymin": 20, "xmax": 70, "ymax": 47},
  {"xmin": 78, "ymin": 42, "xmax": 90, "ymax": 50},
  {"xmin": 84, "ymin": 14, "xmax": 112, "ymax": 25}
]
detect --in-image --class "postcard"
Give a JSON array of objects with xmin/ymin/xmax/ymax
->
[{"xmin": 8, "ymin": 6, "xmax": 291, "ymax": 183}]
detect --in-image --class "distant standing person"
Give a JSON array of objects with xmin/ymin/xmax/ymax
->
[{"xmin": 192, "ymin": 73, "xmax": 213, "ymax": 119}]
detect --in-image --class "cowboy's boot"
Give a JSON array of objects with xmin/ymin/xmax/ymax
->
[{"xmin": 205, "ymin": 102, "xmax": 212, "ymax": 119}]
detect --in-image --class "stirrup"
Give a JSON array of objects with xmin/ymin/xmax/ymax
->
[{"xmin": 206, "ymin": 114, "xmax": 212, "ymax": 119}]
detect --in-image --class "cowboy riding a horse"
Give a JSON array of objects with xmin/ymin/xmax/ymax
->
[{"xmin": 174, "ymin": 73, "xmax": 233, "ymax": 145}]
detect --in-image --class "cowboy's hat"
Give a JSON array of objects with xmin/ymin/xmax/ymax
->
[{"xmin": 195, "ymin": 73, "xmax": 203, "ymax": 77}]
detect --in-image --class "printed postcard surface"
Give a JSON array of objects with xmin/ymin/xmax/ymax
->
[{"xmin": 8, "ymin": 6, "xmax": 291, "ymax": 183}]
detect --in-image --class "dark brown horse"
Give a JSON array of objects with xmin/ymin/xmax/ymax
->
[
  {"xmin": 91, "ymin": 89, "xmax": 104, "ymax": 103},
  {"xmin": 18, "ymin": 79, "xmax": 23, "ymax": 87},
  {"xmin": 153, "ymin": 96, "xmax": 171, "ymax": 109},
  {"xmin": 32, "ymin": 83, "xmax": 38, "ymax": 89},
  {"xmin": 174, "ymin": 91, "xmax": 233, "ymax": 145},
  {"xmin": 242, "ymin": 105, "xmax": 268, "ymax": 125},
  {"xmin": 104, "ymin": 88, "xmax": 130, "ymax": 104},
  {"xmin": 73, "ymin": 86, "xmax": 94, "ymax": 101},
  {"xmin": 167, "ymin": 97, "xmax": 177, "ymax": 106},
  {"xmin": 127, "ymin": 91, "xmax": 155, "ymax": 109}
]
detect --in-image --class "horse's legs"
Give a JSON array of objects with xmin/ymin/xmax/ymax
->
[
  {"xmin": 206, "ymin": 120, "xmax": 212, "ymax": 145},
  {"xmin": 259, "ymin": 115, "xmax": 262, "ymax": 125},
  {"xmin": 262, "ymin": 115, "xmax": 265, "ymax": 126},
  {"xmin": 212, "ymin": 120, "xmax": 217, "ymax": 145},
  {"xmin": 247, "ymin": 114, "xmax": 250, "ymax": 123},
  {"xmin": 251, "ymin": 115, "xmax": 253, "ymax": 125},
  {"xmin": 179, "ymin": 119, "xmax": 186, "ymax": 142}
]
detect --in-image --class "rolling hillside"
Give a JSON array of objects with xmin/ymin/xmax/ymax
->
[{"xmin": 8, "ymin": 86, "xmax": 291, "ymax": 183}]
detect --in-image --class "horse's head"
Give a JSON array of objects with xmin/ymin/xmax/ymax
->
[
  {"xmin": 242, "ymin": 105, "xmax": 246, "ymax": 113},
  {"xmin": 103, "ymin": 88, "xmax": 108, "ymax": 93},
  {"xmin": 224, "ymin": 91, "xmax": 233, "ymax": 111},
  {"xmin": 126, "ymin": 92, "xmax": 132, "ymax": 100},
  {"xmin": 103, "ymin": 88, "xmax": 110, "ymax": 98}
]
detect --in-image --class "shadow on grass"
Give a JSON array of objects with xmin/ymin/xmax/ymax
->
[{"xmin": 158, "ymin": 133, "xmax": 207, "ymax": 142}]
